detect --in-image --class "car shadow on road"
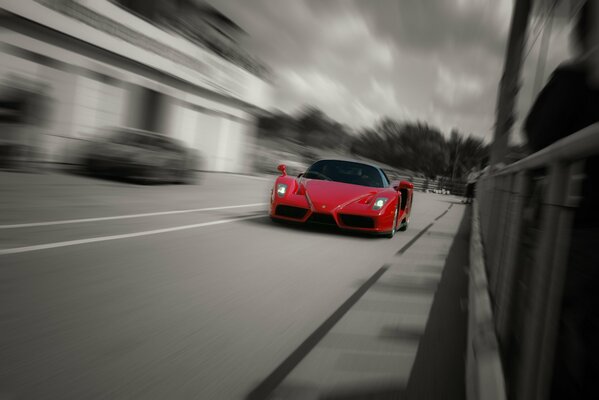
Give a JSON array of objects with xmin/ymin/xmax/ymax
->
[{"xmin": 242, "ymin": 216, "xmax": 385, "ymax": 240}]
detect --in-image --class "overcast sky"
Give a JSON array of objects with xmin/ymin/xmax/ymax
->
[{"xmin": 214, "ymin": 0, "xmax": 574, "ymax": 141}]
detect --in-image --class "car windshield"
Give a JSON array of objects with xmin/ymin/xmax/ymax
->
[
  {"xmin": 303, "ymin": 160, "xmax": 385, "ymax": 188},
  {"xmin": 111, "ymin": 131, "xmax": 179, "ymax": 152}
]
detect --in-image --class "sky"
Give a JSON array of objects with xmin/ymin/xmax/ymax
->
[{"xmin": 214, "ymin": 0, "xmax": 574, "ymax": 142}]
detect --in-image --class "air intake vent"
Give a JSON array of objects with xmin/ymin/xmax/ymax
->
[
  {"xmin": 308, "ymin": 213, "xmax": 337, "ymax": 226},
  {"xmin": 275, "ymin": 205, "xmax": 308, "ymax": 219},
  {"xmin": 339, "ymin": 214, "xmax": 375, "ymax": 228}
]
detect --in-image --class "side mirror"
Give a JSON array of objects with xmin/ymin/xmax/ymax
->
[
  {"xmin": 390, "ymin": 180, "xmax": 401, "ymax": 191},
  {"xmin": 277, "ymin": 164, "xmax": 287, "ymax": 176},
  {"xmin": 399, "ymin": 180, "xmax": 414, "ymax": 189}
]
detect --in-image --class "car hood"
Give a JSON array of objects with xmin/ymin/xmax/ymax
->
[{"xmin": 303, "ymin": 179, "xmax": 382, "ymax": 211}]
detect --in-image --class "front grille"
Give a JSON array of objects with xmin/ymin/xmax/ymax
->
[
  {"xmin": 308, "ymin": 213, "xmax": 337, "ymax": 226},
  {"xmin": 339, "ymin": 214, "xmax": 375, "ymax": 228},
  {"xmin": 275, "ymin": 205, "xmax": 308, "ymax": 219}
]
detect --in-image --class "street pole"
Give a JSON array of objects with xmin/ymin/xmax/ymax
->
[
  {"xmin": 451, "ymin": 143, "xmax": 459, "ymax": 183},
  {"xmin": 532, "ymin": 4, "xmax": 555, "ymax": 97},
  {"xmin": 490, "ymin": 0, "xmax": 533, "ymax": 166}
]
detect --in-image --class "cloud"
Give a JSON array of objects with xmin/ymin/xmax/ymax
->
[
  {"xmin": 355, "ymin": 0, "xmax": 511, "ymax": 56},
  {"xmin": 279, "ymin": 69, "xmax": 349, "ymax": 106},
  {"xmin": 435, "ymin": 65, "xmax": 484, "ymax": 106},
  {"xmin": 211, "ymin": 0, "xmax": 573, "ymax": 140}
]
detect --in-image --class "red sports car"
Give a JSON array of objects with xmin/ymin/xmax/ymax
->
[{"xmin": 269, "ymin": 159, "xmax": 414, "ymax": 238}]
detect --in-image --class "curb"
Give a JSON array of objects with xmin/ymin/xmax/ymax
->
[{"xmin": 466, "ymin": 200, "xmax": 507, "ymax": 400}]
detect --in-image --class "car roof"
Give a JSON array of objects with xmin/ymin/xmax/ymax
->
[
  {"xmin": 113, "ymin": 127, "xmax": 185, "ymax": 147},
  {"xmin": 116, "ymin": 127, "xmax": 167, "ymax": 138},
  {"xmin": 312, "ymin": 158, "xmax": 384, "ymax": 171},
  {"xmin": 308, "ymin": 158, "xmax": 392, "ymax": 187}
]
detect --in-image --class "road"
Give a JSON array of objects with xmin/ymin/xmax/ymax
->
[{"xmin": 0, "ymin": 171, "xmax": 467, "ymax": 399}]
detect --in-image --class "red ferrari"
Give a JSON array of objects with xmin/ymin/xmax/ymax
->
[{"xmin": 269, "ymin": 159, "xmax": 414, "ymax": 238}]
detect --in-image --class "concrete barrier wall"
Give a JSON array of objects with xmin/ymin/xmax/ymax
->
[{"xmin": 466, "ymin": 200, "xmax": 507, "ymax": 400}]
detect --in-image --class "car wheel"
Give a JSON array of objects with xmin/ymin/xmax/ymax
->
[
  {"xmin": 385, "ymin": 206, "xmax": 398, "ymax": 238},
  {"xmin": 399, "ymin": 217, "xmax": 409, "ymax": 231},
  {"xmin": 171, "ymin": 169, "xmax": 183, "ymax": 184},
  {"xmin": 165, "ymin": 168, "xmax": 179, "ymax": 184},
  {"xmin": 86, "ymin": 158, "xmax": 100, "ymax": 176},
  {"xmin": 183, "ymin": 169, "xmax": 196, "ymax": 185}
]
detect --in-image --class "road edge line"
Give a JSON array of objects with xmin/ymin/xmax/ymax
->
[
  {"xmin": 0, "ymin": 214, "xmax": 264, "ymax": 256},
  {"xmin": 0, "ymin": 203, "xmax": 267, "ymax": 229}
]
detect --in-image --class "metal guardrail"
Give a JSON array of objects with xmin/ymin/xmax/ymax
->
[
  {"xmin": 409, "ymin": 176, "xmax": 466, "ymax": 196},
  {"xmin": 470, "ymin": 123, "xmax": 599, "ymax": 400},
  {"xmin": 383, "ymin": 172, "xmax": 466, "ymax": 195}
]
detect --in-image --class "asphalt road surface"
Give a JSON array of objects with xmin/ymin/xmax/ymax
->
[{"xmin": 0, "ymin": 171, "xmax": 465, "ymax": 399}]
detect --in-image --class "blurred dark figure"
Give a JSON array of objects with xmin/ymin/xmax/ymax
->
[
  {"xmin": 463, "ymin": 168, "xmax": 479, "ymax": 204},
  {"xmin": 0, "ymin": 77, "xmax": 27, "ymax": 168},
  {"xmin": 0, "ymin": 76, "xmax": 50, "ymax": 170},
  {"xmin": 524, "ymin": 1, "xmax": 599, "ymax": 398}
]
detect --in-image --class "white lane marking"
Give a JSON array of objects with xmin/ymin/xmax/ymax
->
[
  {"xmin": 0, "ymin": 203, "xmax": 267, "ymax": 229},
  {"xmin": 0, "ymin": 214, "xmax": 264, "ymax": 256}
]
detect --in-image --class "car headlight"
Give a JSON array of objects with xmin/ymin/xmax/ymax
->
[
  {"xmin": 276, "ymin": 183, "xmax": 288, "ymax": 197},
  {"xmin": 372, "ymin": 197, "xmax": 388, "ymax": 210}
]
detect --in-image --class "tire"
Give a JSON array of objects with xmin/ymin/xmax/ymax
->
[
  {"xmin": 184, "ymin": 169, "xmax": 197, "ymax": 185},
  {"xmin": 399, "ymin": 217, "xmax": 409, "ymax": 231},
  {"xmin": 85, "ymin": 158, "xmax": 98, "ymax": 176},
  {"xmin": 385, "ymin": 206, "xmax": 398, "ymax": 238},
  {"xmin": 172, "ymin": 169, "xmax": 185, "ymax": 184},
  {"xmin": 164, "ymin": 168, "xmax": 180, "ymax": 184}
]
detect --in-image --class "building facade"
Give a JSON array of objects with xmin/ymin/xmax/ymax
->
[{"xmin": 0, "ymin": 0, "xmax": 271, "ymax": 172}]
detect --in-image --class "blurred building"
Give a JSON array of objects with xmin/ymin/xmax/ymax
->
[{"xmin": 0, "ymin": 0, "xmax": 271, "ymax": 172}]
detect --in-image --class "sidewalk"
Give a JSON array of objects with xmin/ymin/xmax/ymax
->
[
  {"xmin": 404, "ymin": 206, "xmax": 470, "ymax": 400},
  {"xmin": 261, "ymin": 204, "xmax": 471, "ymax": 399}
]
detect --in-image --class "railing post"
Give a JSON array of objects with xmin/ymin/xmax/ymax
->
[
  {"xmin": 485, "ymin": 177, "xmax": 500, "ymax": 287},
  {"xmin": 488, "ymin": 175, "xmax": 510, "ymax": 302},
  {"xmin": 516, "ymin": 161, "xmax": 580, "ymax": 400},
  {"xmin": 535, "ymin": 160, "xmax": 585, "ymax": 400},
  {"xmin": 491, "ymin": 175, "xmax": 513, "ymax": 306},
  {"xmin": 479, "ymin": 174, "xmax": 496, "ymax": 254},
  {"xmin": 495, "ymin": 171, "xmax": 528, "ymax": 344}
]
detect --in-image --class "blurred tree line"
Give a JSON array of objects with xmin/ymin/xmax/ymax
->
[
  {"xmin": 258, "ymin": 106, "xmax": 490, "ymax": 180},
  {"xmin": 259, "ymin": 106, "xmax": 352, "ymax": 150}
]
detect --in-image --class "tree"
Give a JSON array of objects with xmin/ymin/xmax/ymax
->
[
  {"xmin": 256, "ymin": 106, "xmax": 352, "ymax": 153},
  {"xmin": 445, "ymin": 130, "xmax": 489, "ymax": 180},
  {"xmin": 296, "ymin": 106, "xmax": 351, "ymax": 149},
  {"xmin": 351, "ymin": 119, "xmax": 449, "ymax": 178},
  {"xmin": 258, "ymin": 106, "xmax": 488, "ymax": 179},
  {"xmin": 257, "ymin": 110, "xmax": 297, "ymax": 139}
]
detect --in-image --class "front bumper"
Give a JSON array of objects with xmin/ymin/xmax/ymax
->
[{"xmin": 269, "ymin": 194, "xmax": 395, "ymax": 234}]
